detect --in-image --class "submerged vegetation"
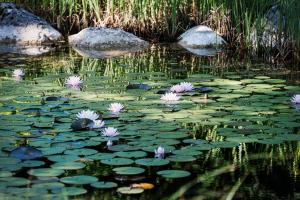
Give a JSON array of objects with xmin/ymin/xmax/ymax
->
[{"xmin": 6, "ymin": 0, "xmax": 300, "ymax": 57}]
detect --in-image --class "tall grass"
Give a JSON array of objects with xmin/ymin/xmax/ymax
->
[{"xmin": 2, "ymin": 0, "xmax": 300, "ymax": 59}]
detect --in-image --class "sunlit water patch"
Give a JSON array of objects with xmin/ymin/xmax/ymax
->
[{"xmin": 0, "ymin": 45, "xmax": 299, "ymax": 200}]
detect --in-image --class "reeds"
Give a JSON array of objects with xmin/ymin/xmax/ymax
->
[{"xmin": 3, "ymin": 0, "xmax": 300, "ymax": 60}]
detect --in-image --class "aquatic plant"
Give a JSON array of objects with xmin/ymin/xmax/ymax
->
[
  {"xmin": 291, "ymin": 94, "xmax": 300, "ymax": 104},
  {"xmin": 12, "ymin": 69, "xmax": 24, "ymax": 77},
  {"xmin": 76, "ymin": 110, "xmax": 99, "ymax": 121},
  {"xmin": 170, "ymin": 84, "xmax": 185, "ymax": 93},
  {"xmin": 102, "ymin": 127, "xmax": 119, "ymax": 137},
  {"xmin": 107, "ymin": 140, "xmax": 113, "ymax": 146},
  {"xmin": 92, "ymin": 120, "xmax": 105, "ymax": 129},
  {"xmin": 161, "ymin": 92, "xmax": 181, "ymax": 103},
  {"xmin": 155, "ymin": 146, "xmax": 165, "ymax": 159},
  {"xmin": 108, "ymin": 103, "xmax": 124, "ymax": 114},
  {"xmin": 180, "ymin": 82, "xmax": 194, "ymax": 92},
  {"xmin": 65, "ymin": 75, "xmax": 83, "ymax": 88}
]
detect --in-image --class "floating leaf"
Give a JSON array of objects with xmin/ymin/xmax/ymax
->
[
  {"xmin": 91, "ymin": 181, "xmax": 118, "ymax": 189},
  {"xmin": 117, "ymin": 187, "xmax": 144, "ymax": 194},
  {"xmin": 60, "ymin": 175, "xmax": 98, "ymax": 185},
  {"xmin": 157, "ymin": 170, "xmax": 191, "ymax": 178},
  {"xmin": 135, "ymin": 158, "xmax": 169, "ymax": 166},
  {"xmin": 113, "ymin": 167, "xmax": 145, "ymax": 175}
]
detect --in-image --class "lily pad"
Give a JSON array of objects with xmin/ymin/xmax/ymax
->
[
  {"xmin": 91, "ymin": 181, "xmax": 118, "ymax": 189},
  {"xmin": 28, "ymin": 168, "xmax": 65, "ymax": 177},
  {"xmin": 60, "ymin": 175, "xmax": 98, "ymax": 185},
  {"xmin": 135, "ymin": 158, "xmax": 169, "ymax": 166},
  {"xmin": 117, "ymin": 187, "xmax": 144, "ymax": 194},
  {"xmin": 113, "ymin": 167, "xmax": 145, "ymax": 175},
  {"xmin": 101, "ymin": 158, "xmax": 134, "ymax": 166},
  {"xmin": 157, "ymin": 170, "xmax": 191, "ymax": 178}
]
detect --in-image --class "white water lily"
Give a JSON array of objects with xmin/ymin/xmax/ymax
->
[
  {"xmin": 92, "ymin": 120, "xmax": 105, "ymax": 129},
  {"xmin": 291, "ymin": 95, "xmax": 300, "ymax": 104},
  {"xmin": 108, "ymin": 103, "xmax": 124, "ymax": 114},
  {"xmin": 155, "ymin": 146, "xmax": 165, "ymax": 159},
  {"xmin": 180, "ymin": 82, "xmax": 194, "ymax": 92},
  {"xmin": 12, "ymin": 69, "xmax": 25, "ymax": 77},
  {"xmin": 161, "ymin": 92, "xmax": 181, "ymax": 102},
  {"xmin": 170, "ymin": 84, "xmax": 185, "ymax": 93},
  {"xmin": 107, "ymin": 140, "xmax": 113, "ymax": 147},
  {"xmin": 102, "ymin": 127, "xmax": 119, "ymax": 137},
  {"xmin": 65, "ymin": 75, "xmax": 83, "ymax": 87},
  {"xmin": 76, "ymin": 109, "xmax": 99, "ymax": 121}
]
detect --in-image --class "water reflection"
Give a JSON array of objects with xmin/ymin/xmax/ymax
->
[{"xmin": 0, "ymin": 44, "xmax": 54, "ymax": 56}]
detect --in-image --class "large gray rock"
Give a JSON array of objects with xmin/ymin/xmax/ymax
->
[
  {"xmin": 0, "ymin": 3, "xmax": 62, "ymax": 44},
  {"xmin": 68, "ymin": 27, "xmax": 148, "ymax": 58},
  {"xmin": 178, "ymin": 25, "xmax": 226, "ymax": 48}
]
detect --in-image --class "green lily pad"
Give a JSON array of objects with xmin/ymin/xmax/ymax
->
[
  {"xmin": 114, "ymin": 151, "xmax": 147, "ymax": 158},
  {"xmin": 51, "ymin": 162, "xmax": 86, "ymax": 170},
  {"xmin": 28, "ymin": 168, "xmax": 65, "ymax": 177},
  {"xmin": 60, "ymin": 175, "xmax": 98, "ymax": 185},
  {"xmin": 91, "ymin": 181, "xmax": 118, "ymax": 189},
  {"xmin": 101, "ymin": 158, "xmax": 134, "ymax": 166},
  {"xmin": 157, "ymin": 170, "xmax": 191, "ymax": 178},
  {"xmin": 135, "ymin": 158, "xmax": 169, "ymax": 166},
  {"xmin": 113, "ymin": 167, "xmax": 145, "ymax": 175}
]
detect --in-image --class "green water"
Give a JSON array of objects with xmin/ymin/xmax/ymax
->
[{"xmin": 0, "ymin": 45, "xmax": 299, "ymax": 200}]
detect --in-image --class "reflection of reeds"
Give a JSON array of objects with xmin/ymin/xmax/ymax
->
[{"xmin": 10, "ymin": 0, "xmax": 300, "ymax": 59}]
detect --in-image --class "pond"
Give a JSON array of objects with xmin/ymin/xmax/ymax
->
[{"xmin": 0, "ymin": 44, "xmax": 299, "ymax": 200}]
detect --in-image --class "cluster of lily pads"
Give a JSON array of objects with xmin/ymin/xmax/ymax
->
[{"xmin": 0, "ymin": 66, "xmax": 300, "ymax": 198}]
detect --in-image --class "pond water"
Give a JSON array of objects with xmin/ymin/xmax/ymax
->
[{"xmin": 0, "ymin": 44, "xmax": 300, "ymax": 200}]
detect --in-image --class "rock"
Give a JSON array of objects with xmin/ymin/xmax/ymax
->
[
  {"xmin": 178, "ymin": 25, "xmax": 226, "ymax": 48},
  {"xmin": 0, "ymin": 3, "xmax": 62, "ymax": 44},
  {"xmin": 251, "ymin": 6, "xmax": 286, "ymax": 48},
  {"xmin": 68, "ymin": 27, "xmax": 148, "ymax": 57}
]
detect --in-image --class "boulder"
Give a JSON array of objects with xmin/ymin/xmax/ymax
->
[
  {"xmin": 68, "ymin": 27, "xmax": 148, "ymax": 58},
  {"xmin": 178, "ymin": 25, "xmax": 226, "ymax": 48},
  {"xmin": 0, "ymin": 3, "xmax": 62, "ymax": 44}
]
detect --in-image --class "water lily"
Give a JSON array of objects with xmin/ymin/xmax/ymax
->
[
  {"xmin": 170, "ymin": 84, "xmax": 185, "ymax": 93},
  {"xmin": 161, "ymin": 92, "xmax": 181, "ymax": 103},
  {"xmin": 107, "ymin": 140, "xmax": 113, "ymax": 147},
  {"xmin": 108, "ymin": 103, "xmax": 124, "ymax": 114},
  {"xmin": 291, "ymin": 95, "xmax": 300, "ymax": 104},
  {"xmin": 180, "ymin": 82, "xmax": 194, "ymax": 92},
  {"xmin": 102, "ymin": 127, "xmax": 119, "ymax": 137},
  {"xmin": 92, "ymin": 120, "xmax": 105, "ymax": 129},
  {"xmin": 12, "ymin": 69, "xmax": 25, "ymax": 77},
  {"xmin": 76, "ymin": 109, "xmax": 99, "ymax": 121},
  {"xmin": 155, "ymin": 146, "xmax": 165, "ymax": 159},
  {"xmin": 65, "ymin": 75, "xmax": 83, "ymax": 87}
]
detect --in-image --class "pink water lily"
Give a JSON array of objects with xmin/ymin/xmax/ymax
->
[
  {"xmin": 155, "ymin": 146, "xmax": 165, "ymax": 159},
  {"xmin": 102, "ymin": 127, "xmax": 119, "ymax": 137},
  {"xmin": 76, "ymin": 109, "xmax": 99, "ymax": 121},
  {"xmin": 161, "ymin": 92, "xmax": 181, "ymax": 103},
  {"xmin": 12, "ymin": 69, "xmax": 25, "ymax": 77},
  {"xmin": 108, "ymin": 103, "xmax": 124, "ymax": 114},
  {"xmin": 291, "ymin": 95, "xmax": 300, "ymax": 104},
  {"xmin": 65, "ymin": 75, "xmax": 83, "ymax": 87}
]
